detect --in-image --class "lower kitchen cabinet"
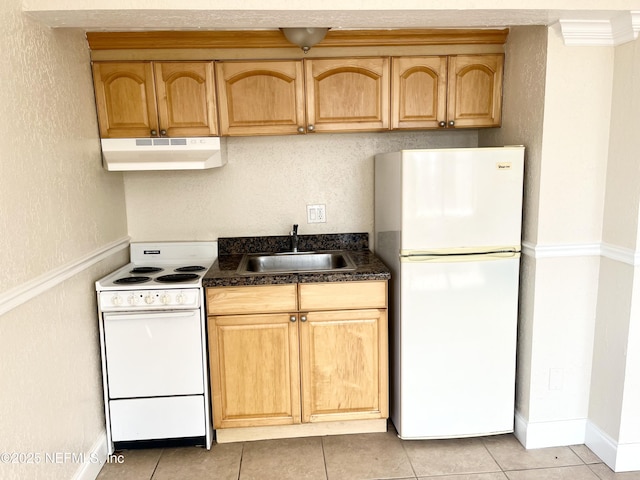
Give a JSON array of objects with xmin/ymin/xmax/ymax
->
[
  {"xmin": 300, "ymin": 308, "xmax": 387, "ymax": 423},
  {"xmin": 210, "ymin": 312, "xmax": 301, "ymax": 429},
  {"xmin": 206, "ymin": 281, "xmax": 388, "ymax": 438}
]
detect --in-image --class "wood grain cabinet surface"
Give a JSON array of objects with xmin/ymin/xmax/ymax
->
[
  {"xmin": 216, "ymin": 58, "xmax": 390, "ymax": 136},
  {"xmin": 92, "ymin": 61, "xmax": 218, "ymax": 138},
  {"xmin": 392, "ymin": 54, "xmax": 504, "ymax": 130},
  {"xmin": 206, "ymin": 281, "xmax": 388, "ymax": 431}
]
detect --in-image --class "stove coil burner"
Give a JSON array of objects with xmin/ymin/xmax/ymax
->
[
  {"xmin": 174, "ymin": 265, "xmax": 206, "ymax": 272},
  {"xmin": 130, "ymin": 267, "xmax": 164, "ymax": 274},
  {"xmin": 155, "ymin": 273, "xmax": 200, "ymax": 283},
  {"xmin": 114, "ymin": 276, "xmax": 151, "ymax": 285}
]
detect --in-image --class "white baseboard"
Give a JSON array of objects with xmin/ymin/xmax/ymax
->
[
  {"xmin": 514, "ymin": 411, "xmax": 586, "ymax": 449},
  {"xmin": 72, "ymin": 432, "xmax": 108, "ymax": 480},
  {"xmin": 586, "ymin": 421, "xmax": 640, "ymax": 472}
]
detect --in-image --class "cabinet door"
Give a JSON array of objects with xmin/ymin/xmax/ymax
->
[
  {"xmin": 216, "ymin": 61, "xmax": 305, "ymax": 136},
  {"xmin": 92, "ymin": 62, "xmax": 158, "ymax": 138},
  {"xmin": 299, "ymin": 309, "xmax": 388, "ymax": 423},
  {"xmin": 447, "ymin": 54, "xmax": 504, "ymax": 128},
  {"xmin": 208, "ymin": 313, "xmax": 301, "ymax": 428},
  {"xmin": 391, "ymin": 56, "xmax": 447, "ymax": 130},
  {"xmin": 305, "ymin": 58, "xmax": 390, "ymax": 133},
  {"xmin": 154, "ymin": 62, "xmax": 218, "ymax": 136}
]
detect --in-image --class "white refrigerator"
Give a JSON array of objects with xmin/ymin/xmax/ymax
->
[{"xmin": 374, "ymin": 146, "xmax": 525, "ymax": 439}]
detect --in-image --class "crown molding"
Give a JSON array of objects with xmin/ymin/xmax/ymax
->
[{"xmin": 558, "ymin": 11, "xmax": 640, "ymax": 46}]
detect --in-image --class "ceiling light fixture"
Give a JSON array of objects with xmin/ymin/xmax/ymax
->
[{"xmin": 280, "ymin": 28, "xmax": 330, "ymax": 53}]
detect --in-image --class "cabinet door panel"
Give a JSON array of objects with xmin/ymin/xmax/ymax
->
[
  {"xmin": 209, "ymin": 313, "xmax": 301, "ymax": 428},
  {"xmin": 447, "ymin": 54, "xmax": 503, "ymax": 128},
  {"xmin": 392, "ymin": 56, "xmax": 447, "ymax": 129},
  {"xmin": 92, "ymin": 62, "xmax": 158, "ymax": 138},
  {"xmin": 216, "ymin": 61, "xmax": 305, "ymax": 136},
  {"xmin": 299, "ymin": 309, "xmax": 388, "ymax": 423},
  {"xmin": 305, "ymin": 58, "xmax": 389, "ymax": 132},
  {"xmin": 154, "ymin": 62, "xmax": 218, "ymax": 136}
]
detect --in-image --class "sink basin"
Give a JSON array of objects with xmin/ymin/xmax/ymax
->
[{"xmin": 237, "ymin": 251, "xmax": 356, "ymax": 275}]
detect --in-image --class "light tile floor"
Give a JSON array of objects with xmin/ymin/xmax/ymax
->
[{"xmin": 97, "ymin": 425, "xmax": 640, "ymax": 480}]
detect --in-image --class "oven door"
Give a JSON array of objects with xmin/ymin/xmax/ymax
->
[{"xmin": 103, "ymin": 309, "xmax": 204, "ymax": 398}]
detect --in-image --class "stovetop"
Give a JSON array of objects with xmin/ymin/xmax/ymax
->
[{"xmin": 96, "ymin": 241, "xmax": 217, "ymax": 292}]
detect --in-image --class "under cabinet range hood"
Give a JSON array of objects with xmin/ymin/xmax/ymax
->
[{"xmin": 100, "ymin": 137, "xmax": 227, "ymax": 171}]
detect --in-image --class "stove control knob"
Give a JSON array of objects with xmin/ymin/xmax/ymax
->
[
  {"xmin": 175, "ymin": 293, "xmax": 185, "ymax": 304},
  {"xmin": 127, "ymin": 294, "xmax": 137, "ymax": 306},
  {"xmin": 160, "ymin": 293, "xmax": 171, "ymax": 305},
  {"xmin": 144, "ymin": 294, "xmax": 155, "ymax": 305},
  {"xmin": 111, "ymin": 295, "xmax": 123, "ymax": 306}
]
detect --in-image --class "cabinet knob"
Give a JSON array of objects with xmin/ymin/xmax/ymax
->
[
  {"xmin": 300, "ymin": 315, "xmax": 307, "ymax": 322},
  {"xmin": 448, "ymin": 121, "xmax": 455, "ymax": 127},
  {"xmin": 438, "ymin": 121, "xmax": 446, "ymax": 128},
  {"xmin": 150, "ymin": 129, "xmax": 157, "ymax": 136},
  {"xmin": 160, "ymin": 129, "xmax": 167, "ymax": 136},
  {"xmin": 307, "ymin": 124, "xmax": 315, "ymax": 132},
  {"xmin": 290, "ymin": 315, "xmax": 297, "ymax": 322},
  {"xmin": 297, "ymin": 126, "xmax": 305, "ymax": 134}
]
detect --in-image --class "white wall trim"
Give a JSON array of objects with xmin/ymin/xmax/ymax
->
[
  {"xmin": 522, "ymin": 241, "xmax": 640, "ymax": 266},
  {"xmin": 585, "ymin": 421, "xmax": 640, "ymax": 472},
  {"xmin": 72, "ymin": 432, "xmax": 108, "ymax": 480},
  {"xmin": 521, "ymin": 241, "xmax": 601, "ymax": 259},
  {"xmin": 0, "ymin": 236, "xmax": 130, "ymax": 317},
  {"xmin": 600, "ymin": 242, "xmax": 640, "ymax": 266},
  {"xmin": 558, "ymin": 12, "xmax": 640, "ymax": 46},
  {"xmin": 514, "ymin": 411, "xmax": 587, "ymax": 449}
]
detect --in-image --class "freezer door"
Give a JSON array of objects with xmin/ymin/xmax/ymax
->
[
  {"xmin": 396, "ymin": 256, "xmax": 519, "ymax": 439},
  {"xmin": 401, "ymin": 147, "xmax": 524, "ymax": 250}
]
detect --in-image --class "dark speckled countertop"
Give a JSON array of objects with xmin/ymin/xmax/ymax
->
[{"xmin": 203, "ymin": 233, "xmax": 391, "ymax": 287}]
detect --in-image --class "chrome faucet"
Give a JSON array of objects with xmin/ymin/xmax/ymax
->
[{"xmin": 290, "ymin": 224, "xmax": 299, "ymax": 253}]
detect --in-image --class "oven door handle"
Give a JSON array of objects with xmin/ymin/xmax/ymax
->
[{"xmin": 104, "ymin": 311, "xmax": 198, "ymax": 321}]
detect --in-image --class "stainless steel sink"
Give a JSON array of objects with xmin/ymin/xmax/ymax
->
[{"xmin": 237, "ymin": 250, "xmax": 356, "ymax": 275}]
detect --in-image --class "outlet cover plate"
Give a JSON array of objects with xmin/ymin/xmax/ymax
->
[{"xmin": 307, "ymin": 204, "xmax": 326, "ymax": 223}]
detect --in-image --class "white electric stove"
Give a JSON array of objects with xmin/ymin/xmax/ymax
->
[{"xmin": 95, "ymin": 241, "xmax": 217, "ymax": 454}]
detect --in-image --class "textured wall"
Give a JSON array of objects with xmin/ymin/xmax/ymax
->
[
  {"xmin": 123, "ymin": 130, "xmax": 478, "ymax": 244},
  {"xmin": 0, "ymin": 4, "xmax": 127, "ymax": 293},
  {"xmin": 0, "ymin": 0, "xmax": 128, "ymax": 478}
]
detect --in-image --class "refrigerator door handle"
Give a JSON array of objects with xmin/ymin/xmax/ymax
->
[{"xmin": 400, "ymin": 249, "xmax": 520, "ymax": 262}]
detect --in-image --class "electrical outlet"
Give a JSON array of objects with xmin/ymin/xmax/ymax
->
[{"xmin": 307, "ymin": 204, "xmax": 326, "ymax": 223}]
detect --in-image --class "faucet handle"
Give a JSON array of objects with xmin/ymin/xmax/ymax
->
[{"xmin": 292, "ymin": 224, "xmax": 298, "ymax": 235}]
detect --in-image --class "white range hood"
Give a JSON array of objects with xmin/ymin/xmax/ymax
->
[{"xmin": 100, "ymin": 137, "xmax": 227, "ymax": 171}]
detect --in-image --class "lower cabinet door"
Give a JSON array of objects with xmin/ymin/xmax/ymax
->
[
  {"xmin": 299, "ymin": 309, "xmax": 388, "ymax": 423},
  {"xmin": 209, "ymin": 313, "xmax": 301, "ymax": 428},
  {"xmin": 109, "ymin": 396, "xmax": 206, "ymax": 441}
]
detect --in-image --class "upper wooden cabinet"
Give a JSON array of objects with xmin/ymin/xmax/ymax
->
[
  {"xmin": 216, "ymin": 58, "xmax": 390, "ymax": 136},
  {"xmin": 92, "ymin": 61, "xmax": 218, "ymax": 138},
  {"xmin": 447, "ymin": 54, "xmax": 503, "ymax": 128},
  {"xmin": 305, "ymin": 58, "xmax": 390, "ymax": 133},
  {"xmin": 392, "ymin": 54, "xmax": 503, "ymax": 130},
  {"xmin": 215, "ymin": 61, "xmax": 305, "ymax": 136}
]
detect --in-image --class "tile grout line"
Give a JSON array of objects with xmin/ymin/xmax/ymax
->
[
  {"xmin": 237, "ymin": 442, "xmax": 245, "ymax": 480},
  {"xmin": 397, "ymin": 434, "xmax": 419, "ymax": 479},
  {"xmin": 479, "ymin": 437, "xmax": 508, "ymax": 475},
  {"xmin": 148, "ymin": 447, "xmax": 164, "ymax": 480},
  {"xmin": 321, "ymin": 435, "xmax": 330, "ymax": 480}
]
